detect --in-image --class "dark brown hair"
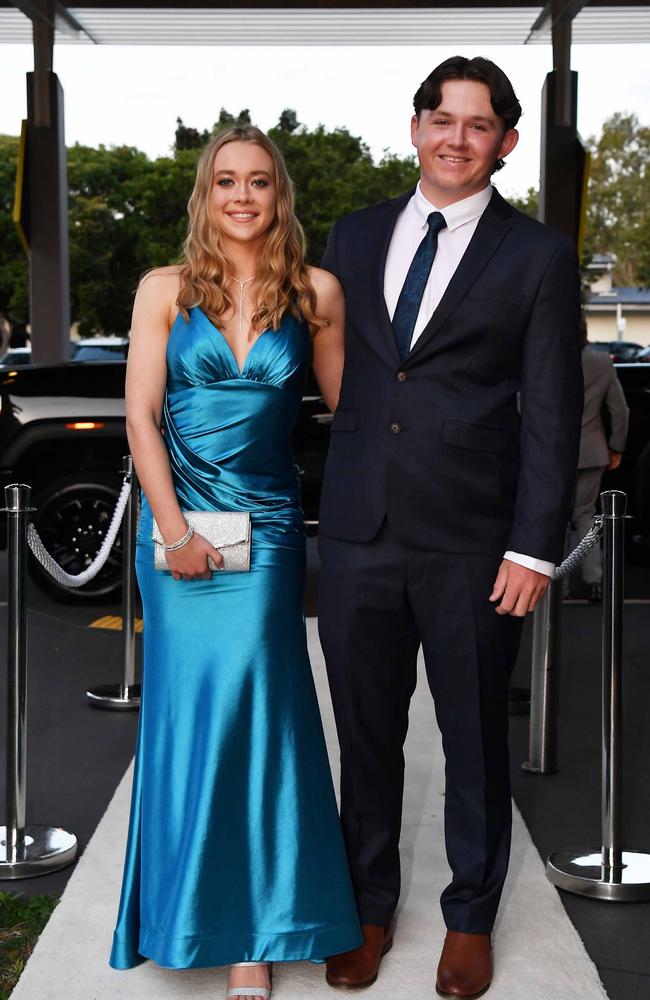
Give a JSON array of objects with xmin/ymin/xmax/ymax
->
[{"xmin": 413, "ymin": 56, "xmax": 522, "ymax": 172}]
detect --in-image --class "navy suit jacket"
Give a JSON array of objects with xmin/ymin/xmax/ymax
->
[{"xmin": 319, "ymin": 187, "xmax": 583, "ymax": 564}]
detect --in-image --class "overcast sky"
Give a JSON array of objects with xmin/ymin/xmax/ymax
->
[{"xmin": 1, "ymin": 41, "xmax": 649, "ymax": 200}]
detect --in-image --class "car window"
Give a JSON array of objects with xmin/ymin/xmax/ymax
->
[
  {"xmin": 0, "ymin": 349, "xmax": 32, "ymax": 366},
  {"xmin": 73, "ymin": 345, "xmax": 128, "ymax": 361}
]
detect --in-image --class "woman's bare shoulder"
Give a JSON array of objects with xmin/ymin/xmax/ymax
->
[
  {"xmin": 305, "ymin": 266, "xmax": 345, "ymax": 336},
  {"xmin": 139, "ymin": 264, "xmax": 183, "ymax": 290},
  {"xmin": 307, "ymin": 265, "xmax": 342, "ymax": 296},
  {"xmin": 136, "ymin": 265, "xmax": 183, "ymax": 316}
]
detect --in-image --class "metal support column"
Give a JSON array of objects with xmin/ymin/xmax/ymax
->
[
  {"xmin": 26, "ymin": 0, "xmax": 70, "ymax": 363},
  {"xmin": 546, "ymin": 491, "xmax": 650, "ymax": 900},
  {"xmin": 1, "ymin": 484, "xmax": 77, "ymax": 878},
  {"xmin": 87, "ymin": 457, "xmax": 141, "ymax": 710},
  {"xmin": 535, "ymin": 0, "xmax": 587, "ymax": 243},
  {"xmin": 522, "ymin": 579, "xmax": 561, "ymax": 775}
]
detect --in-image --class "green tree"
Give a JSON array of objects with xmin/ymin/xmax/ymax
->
[
  {"xmin": 67, "ymin": 143, "xmax": 158, "ymax": 335},
  {"xmin": 500, "ymin": 114, "xmax": 650, "ymax": 288},
  {"xmin": 0, "ymin": 112, "xmax": 421, "ymax": 337},
  {"xmin": 174, "ymin": 117, "xmax": 210, "ymax": 152},
  {"xmin": 584, "ymin": 112, "xmax": 650, "ymax": 287},
  {"xmin": 277, "ymin": 108, "xmax": 299, "ymax": 134},
  {"xmin": 269, "ymin": 121, "xmax": 418, "ymax": 262},
  {"xmin": 213, "ymin": 107, "xmax": 252, "ymax": 134},
  {"xmin": 66, "ymin": 143, "xmax": 200, "ymax": 334},
  {"xmin": 509, "ymin": 186, "xmax": 538, "ymax": 220},
  {"xmin": 0, "ymin": 135, "xmax": 29, "ymax": 329}
]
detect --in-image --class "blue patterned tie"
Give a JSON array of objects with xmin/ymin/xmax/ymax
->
[{"xmin": 392, "ymin": 211, "xmax": 447, "ymax": 361}]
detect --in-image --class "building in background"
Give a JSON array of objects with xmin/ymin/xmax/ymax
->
[{"xmin": 585, "ymin": 254, "xmax": 650, "ymax": 348}]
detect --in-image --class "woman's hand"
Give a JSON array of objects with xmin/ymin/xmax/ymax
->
[{"xmin": 165, "ymin": 532, "xmax": 225, "ymax": 581}]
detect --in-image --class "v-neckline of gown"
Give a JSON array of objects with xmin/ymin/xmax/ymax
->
[{"xmin": 196, "ymin": 306, "xmax": 269, "ymax": 378}]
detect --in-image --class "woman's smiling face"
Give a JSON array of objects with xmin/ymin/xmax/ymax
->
[{"xmin": 209, "ymin": 140, "xmax": 277, "ymax": 247}]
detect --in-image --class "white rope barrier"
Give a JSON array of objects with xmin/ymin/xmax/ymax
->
[
  {"xmin": 27, "ymin": 475, "xmax": 132, "ymax": 588},
  {"xmin": 24, "ymin": 477, "xmax": 602, "ymax": 590}
]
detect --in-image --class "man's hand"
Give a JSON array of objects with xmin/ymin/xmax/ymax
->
[
  {"xmin": 489, "ymin": 559, "xmax": 550, "ymax": 617},
  {"xmin": 608, "ymin": 449, "xmax": 623, "ymax": 471}
]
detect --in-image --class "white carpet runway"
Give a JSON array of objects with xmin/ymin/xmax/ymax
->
[{"xmin": 13, "ymin": 620, "xmax": 608, "ymax": 1000}]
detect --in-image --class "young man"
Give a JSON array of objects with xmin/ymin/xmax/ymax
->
[
  {"xmin": 570, "ymin": 318, "xmax": 629, "ymax": 601},
  {"xmin": 319, "ymin": 56, "xmax": 583, "ymax": 998}
]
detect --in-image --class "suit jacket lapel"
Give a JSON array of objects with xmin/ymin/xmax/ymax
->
[
  {"xmin": 406, "ymin": 188, "xmax": 515, "ymax": 365},
  {"xmin": 366, "ymin": 191, "xmax": 412, "ymax": 364}
]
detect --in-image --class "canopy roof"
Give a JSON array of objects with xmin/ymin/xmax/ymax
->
[{"xmin": 2, "ymin": 1, "xmax": 649, "ymax": 45}]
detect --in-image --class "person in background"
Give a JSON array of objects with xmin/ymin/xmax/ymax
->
[{"xmin": 571, "ymin": 316, "xmax": 629, "ymax": 601}]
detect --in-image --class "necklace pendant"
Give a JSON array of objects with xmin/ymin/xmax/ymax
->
[{"xmin": 227, "ymin": 274, "xmax": 256, "ymax": 338}]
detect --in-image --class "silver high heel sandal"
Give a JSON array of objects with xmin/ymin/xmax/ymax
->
[{"xmin": 226, "ymin": 961, "xmax": 272, "ymax": 999}]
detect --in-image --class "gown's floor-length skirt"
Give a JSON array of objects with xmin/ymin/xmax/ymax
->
[{"xmin": 109, "ymin": 501, "xmax": 361, "ymax": 970}]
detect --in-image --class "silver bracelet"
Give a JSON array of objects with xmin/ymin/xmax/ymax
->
[{"xmin": 162, "ymin": 525, "xmax": 194, "ymax": 551}]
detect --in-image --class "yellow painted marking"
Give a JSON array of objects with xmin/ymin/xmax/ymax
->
[{"xmin": 89, "ymin": 615, "xmax": 143, "ymax": 633}]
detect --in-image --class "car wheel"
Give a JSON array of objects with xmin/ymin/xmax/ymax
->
[{"xmin": 29, "ymin": 473, "xmax": 125, "ymax": 602}]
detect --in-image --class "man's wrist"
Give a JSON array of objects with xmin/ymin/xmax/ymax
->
[{"xmin": 503, "ymin": 550, "xmax": 554, "ymax": 578}]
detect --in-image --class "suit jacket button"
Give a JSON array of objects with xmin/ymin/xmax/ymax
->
[
  {"xmin": 396, "ymin": 371, "xmax": 408, "ymax": 382},
  {"xmin": 390, "ymin": 422, "xmax": 401, "ymax": 434}
]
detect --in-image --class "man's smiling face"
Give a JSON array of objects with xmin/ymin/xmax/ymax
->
[{"xmin": 411, "ymin": 78, "xmax": 518, "ymax": 207}]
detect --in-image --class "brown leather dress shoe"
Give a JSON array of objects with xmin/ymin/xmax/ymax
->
[
  {"xmin": 436, "ymin": 931, "xmax": 492, "ymax": 999},
  {"xmin": 326, "ymin": 923, "xmax": 394, "ymax": 990}
]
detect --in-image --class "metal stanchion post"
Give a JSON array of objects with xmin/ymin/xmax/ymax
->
[
  {"xmin": 547, "ymin": 490, "xmax": 650, "ymax": 900},
  {"xmin": 87, "ymin": 457, "xmax": 141, "ymax": 710},
  {"xmin": 0, "ymin": 484, "xmax": 77, "ymax": 878},
  {"xmin": 522, "ymin": 578, "xmax": 561, "ymax": 775}
]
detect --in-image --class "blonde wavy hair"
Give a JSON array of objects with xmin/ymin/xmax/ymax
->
[{"xmin": 177, "ymin": 126, "xmax": 324, "ymax": 334}]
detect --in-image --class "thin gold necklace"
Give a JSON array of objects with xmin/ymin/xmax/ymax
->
[{"xmin": 228, "ymin": 275, "xmax": 256, "ymax": 336}]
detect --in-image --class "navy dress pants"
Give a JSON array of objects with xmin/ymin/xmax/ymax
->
[{"xmin": 318, "ymin": 521, "xmax": 524, "ymax": 934}]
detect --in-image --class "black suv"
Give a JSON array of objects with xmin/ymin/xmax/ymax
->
[{"xmin": 0, "ymin": 360, "xmax": 330, "ymax": 600}]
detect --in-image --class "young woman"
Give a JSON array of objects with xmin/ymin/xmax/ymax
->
[{"xmin": 109, "ymin": 126, "xmax": 361, "ymax": 1000}]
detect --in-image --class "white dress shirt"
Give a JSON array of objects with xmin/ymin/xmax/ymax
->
[{"xmin": 384, "ymin": 182, "xmax": 554, "ymax": 578}]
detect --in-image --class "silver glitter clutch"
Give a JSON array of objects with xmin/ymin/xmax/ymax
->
[{"xmin": 152, "ymin": 511, "xmax": 251, "ymax": 572}]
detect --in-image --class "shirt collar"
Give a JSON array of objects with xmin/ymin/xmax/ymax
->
[{"xmin": 411, "ymin": 182, "xmax": 493, "ymax": 233}]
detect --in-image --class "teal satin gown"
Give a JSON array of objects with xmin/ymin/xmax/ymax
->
[{"xmin": 109, "ymin": 307, "xmax": 361, "ymax": 970}]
